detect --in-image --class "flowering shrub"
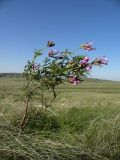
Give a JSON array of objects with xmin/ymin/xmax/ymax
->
[{"xmin": 20, "ymin": 41, "xmax": 108, "ymax": 130}]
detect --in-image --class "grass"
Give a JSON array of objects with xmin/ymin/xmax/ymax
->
[{"xmin": 0, "ymin": 77, "xmax": 120, "ymax": 160}]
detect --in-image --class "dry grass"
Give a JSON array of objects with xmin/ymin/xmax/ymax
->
[{"xmin": 0, "ymin": 77, "xmax": 120, "ymax": 160}]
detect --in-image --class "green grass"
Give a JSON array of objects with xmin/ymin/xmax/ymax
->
[{"xmin": 0, "ymin": 77, "xmax": 120, "ymax": 160}]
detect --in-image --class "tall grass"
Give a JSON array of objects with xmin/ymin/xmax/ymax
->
[{"xmin": 0, "ymin": 77, "xmax": 120, "ymax": 160}]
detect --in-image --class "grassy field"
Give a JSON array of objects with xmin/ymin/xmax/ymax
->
[{"xmin": 0, "ymin": 77, "xmax": 120, "ymax": 160}]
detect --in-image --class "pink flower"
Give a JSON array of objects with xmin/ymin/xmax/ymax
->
[
  {"xmin": 68, "ymin": 76, "xmax": 80, "ymax": 85},
  {"xmin": 99, "ymin": 56, "xmax": 108, "ymax": 65},
  {"xmin": 80, "ymin": 42, "xmax": 96, "ymax": 51},
  {"xmin": 80, "ymin": 60, "xmax": 88, "ymax": 65},
  {"xmin": 92, "ymin": 56, "xmax": 108, "ymax": 65},
  {"xmin": 85, "ymin": 65, "xmax": 92, "ymax": 71},
  {"xmin": 80, "ymin": 57, "xmax": 89, "ymax": 66},
  {"xmin": 32, "ymin": 64, "xmax": 40, "ymax": 71},
  {"xmin": 68, "ymin": 76, "xmax": 75, "ymax": 83},
  {"xmin": 48, "ymin": 50, "xmax": 59, "ymax": 57},
  {"xmin": 73, "ymin": 80, "xmax": 80, "ymax": 85},
  {"xmin": 83, "ymin": 56, "xmax": 90, "ymax": 62}
]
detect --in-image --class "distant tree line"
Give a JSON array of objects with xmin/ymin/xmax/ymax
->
[{"xmin": 0, "ymin": 73, "xmax": 23, "ymax": 78}]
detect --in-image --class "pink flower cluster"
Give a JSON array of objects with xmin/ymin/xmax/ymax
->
[
  {"xmin": 32, "ymin": 64, "xmax": 40, "ymax": 71},
  {"xmin": 80, "ymin": 56, "xmax": 89, "ymax": 65},
  {"xmin": 48, "ymin": 50, "xmax": 59, "ymax": 57},
  {"xmin": 80, "ymin": 42, "xmax": 96, "ymax": 51},
  {"xmin": 92, "ymin": 56, "xmax": 108, "ymax": 65},
  {"xmin": 80, "ymin": 56, "xmax": 92, "ymax": 71},
  {"xmin": 68, "ymin": 76, "xmax": 80, "ymax": 85}
]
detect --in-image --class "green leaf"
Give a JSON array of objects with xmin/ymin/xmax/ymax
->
[{"xmin": 34, "ymin": 49, "xmax": 42, "ymax": 58}]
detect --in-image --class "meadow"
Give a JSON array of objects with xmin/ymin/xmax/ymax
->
[{"xmin": 0, "ymin": 76, "xmax": 120, "ymax": 160}]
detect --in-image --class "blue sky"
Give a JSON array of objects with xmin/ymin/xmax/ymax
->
[{"xmin": 0, "ymin": 0, "xmax": 120, "ymax": 81}]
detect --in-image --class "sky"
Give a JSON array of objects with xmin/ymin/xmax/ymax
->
[{"xmin": 0, "ymin": 0, "xmax": 120, "ymax": 81}]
